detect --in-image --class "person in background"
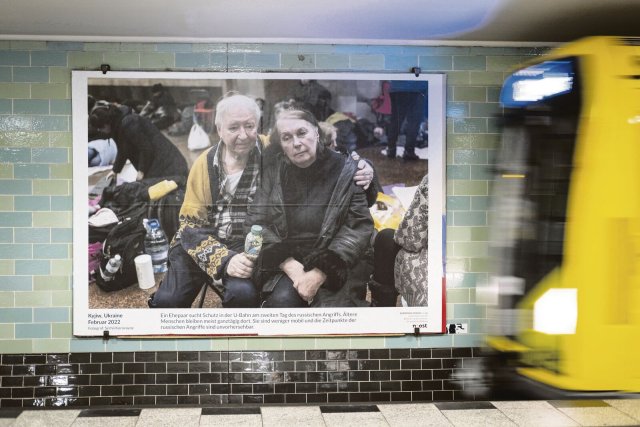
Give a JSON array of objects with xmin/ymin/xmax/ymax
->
[
  {"xmin": 369, "ymin": 174, "xmax": 429, "ymax": 306},
  {"xmin": 318, "ymin": 121, "xmax": 338, "ymax": 151},
  {"xmin": 88, "ymin": 95, "xmax": 117, "ymax": 167},
  {"xmin": 291, "ymin": 79, "xmax": 333, "ymax": 121},
  {"xmin": 320, "ymin": 120, "xmax": 381, "ymax": 207},
  {"xmin": 88, "ymin": 95, "xmax": 110, "ymax": 141},
  {"xmin": 386, "ymin": 80, "xmax": 428, "ymax": 161},
  {"xmin": 89, "ymin": 103, "xmax": 189, "ymax": 181},
  {"xmin": 140, "ymin": 83, "xmax": 180, "ymax": 130},
  {"xmin": 246, "ymin": 106, "xmax": 374, "ymax": 308}
]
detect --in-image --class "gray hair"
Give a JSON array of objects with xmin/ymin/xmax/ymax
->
[
  {"xmin": 214, "ymin": 93, "xmax": 262, "ymax": 128},
  {"xmin": 269, "ymin": 107, "xmax": 328, "ymax": 161}
]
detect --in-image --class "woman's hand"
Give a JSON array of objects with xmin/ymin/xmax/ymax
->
[
  {"xmin": 280, "ymin": 258, "xmax": 326, "ymax": 303},
  {"xmin": 226, "ymin": 253, "xmax": 254, "ymax": 278},
  {"xmin": 293, "ymin": 268, "xmax": 327, "ymax": 303},
  {"xmin": 280, "ymin": 257, "xmax": 304, "ymax": 278}
]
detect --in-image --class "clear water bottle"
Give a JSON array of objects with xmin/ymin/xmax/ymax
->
[
  {"xmin": 244, "ymin": 225, "xmax": 263, "ymax": 261},
  {"xmin": 100, "ymin": 254, "xmax": 122, "ymax": 282},
  {"xmin": 143, "ymin": 218, "xmax": 169, "ymax": 273}
]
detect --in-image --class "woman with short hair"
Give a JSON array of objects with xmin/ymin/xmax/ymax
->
[{"xmin": 247, "ymin": 107, "xmax": 374, "ymax": 308}]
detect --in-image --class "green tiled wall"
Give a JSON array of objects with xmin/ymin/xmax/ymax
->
[{"xmin": 0, "ymin": 40, "xmax": 548, "ymax": 353}]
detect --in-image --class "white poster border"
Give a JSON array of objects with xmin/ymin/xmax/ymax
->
[{"xmin": 72, "ymin": 70, "xmax": 447, "ymax": 337}]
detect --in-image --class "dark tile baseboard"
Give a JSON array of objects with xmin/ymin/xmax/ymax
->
[{"xmin": 0, "ymin": 348, "xmax": 478, "ymax": 408}]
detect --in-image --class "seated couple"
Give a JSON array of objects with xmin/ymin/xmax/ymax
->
[{"xmin": 148, "ymin": 94, "xmax": 376, "ymax": 309}]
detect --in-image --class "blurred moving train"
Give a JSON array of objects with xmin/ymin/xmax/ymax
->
[{"xmin": 473, "ymin": 36, "xmax": 640, "ymax": 397}]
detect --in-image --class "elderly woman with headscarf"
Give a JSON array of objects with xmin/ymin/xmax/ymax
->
[{"xmin": 247, "ymin": 106, "xmax": 374, "ymax": 308}]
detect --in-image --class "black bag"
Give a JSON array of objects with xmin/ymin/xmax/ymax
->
[
  {"xmin": 100, "ymin": 175, "xmax": 186, "ymax": 211},
  {"xmin": 94, "ymin": 203, "xmax": 148, "ymax": 292},
  {"xmin": 147, "ymin": 187, "xmax": 185, "ymax": 243},
  {"xmin": 99, "ymin": 177, "xmax": 185, "ymax": 243}
]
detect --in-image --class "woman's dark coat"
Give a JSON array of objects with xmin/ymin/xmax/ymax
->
[{"xmin": 246, "ymin": 147, "xmax": 373, "ymax": 307}]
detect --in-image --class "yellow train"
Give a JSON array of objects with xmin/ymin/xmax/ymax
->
[{"xmin": 477, "ymin": 36, "xmax": 640, "ymax": 397}]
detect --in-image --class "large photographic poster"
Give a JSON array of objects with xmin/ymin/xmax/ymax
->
[{"xmin": 72, "ymin": 71, "xmax": 446, "ymax": 336}]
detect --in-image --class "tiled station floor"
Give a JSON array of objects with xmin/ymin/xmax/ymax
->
[{"xmin": 1, "ymin": 399, "xmax": 640, "ymax": 426}]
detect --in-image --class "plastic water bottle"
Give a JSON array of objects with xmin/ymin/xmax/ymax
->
[
  {"xmin": 143, "ymin": 218, "xmax": 169, "ymax": 273},
  {"xmin": 244, "ymin": 225, "xmax": 263, "ymax": 261},
  {"xmin": 100, "ymin": 254, "xmax": 122, "ymax": 282}
]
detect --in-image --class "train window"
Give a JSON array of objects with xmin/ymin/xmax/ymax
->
[
  {"xmin": 491, "ymin": 58, "xmax": 581, "ymax": 301},
  {"xmin": 500, "ymin": 60, "xmax": 575, "ymax": 108}
]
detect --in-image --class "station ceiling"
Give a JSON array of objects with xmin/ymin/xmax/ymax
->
[{"xmin": 2, "ymin": 0, "xmax": 640, "ymax": 45}]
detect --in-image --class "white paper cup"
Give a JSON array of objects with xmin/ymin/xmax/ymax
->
[{"xmin": 134, "ymin": 254, "xmax": 155, "ymax": 290}]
